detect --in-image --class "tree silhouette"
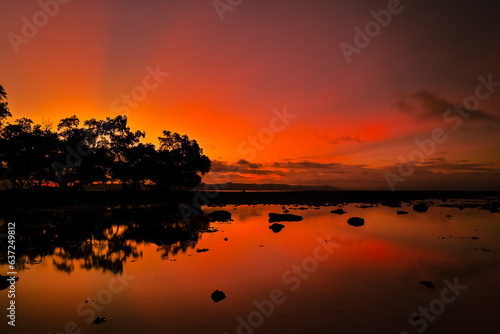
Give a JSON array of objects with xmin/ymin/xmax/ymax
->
[
  {"xmin": 84, "ymin": 116, "xmax": 146, "ymax": 189},
  {"xmin": 0, "ymin": 85, "xmax": 211, "ymax": 190},
  {"xmin": 55, "ymin": 115, "xmax": 111, "ymax": 188},
  {"xmin": 0, "ymin": 118, "xmax": 61, "ymax": 188},
  {"xmin": 121, "ymin": 142, "xmax": 158, "ymax": 190},
  {"xmin": 0, "ymin": 85, "xmax": 11, "ymax": 126},
  {"xmin": 0, "ymin": 85, "xmax": 12, "ymax": 183},
  {"xmin": 154, "ymin": 131, "xmax": 211, "ymax": 190}
]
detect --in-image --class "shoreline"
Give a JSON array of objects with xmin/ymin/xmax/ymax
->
[{"xmin": 1, "ymin": 190, "xmax": 499, "ymax": 209}]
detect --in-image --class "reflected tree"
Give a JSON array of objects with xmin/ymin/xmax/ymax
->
[{"xmin": 0, "ymin": 206, "xmax": 212, "ymax": 274}]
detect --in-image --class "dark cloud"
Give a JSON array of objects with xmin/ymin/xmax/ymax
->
[
  {"xmin": 272, "ymin": 161, "xmax": 342, "ymax": 169},
  {"xmin": 420, "ymin": 159, "xmax": 498, "ymax": 172},
  {"xmin": 236, "ymin": 159, "xmax": 263, "ymax": 169},
  {"xmin": 394, "ymin": 90, "xmax": 500, "ymax": 123},
  {"xmin": 205, "ymin": 158, "xmax": 500, "ymax": 190},
  {"xmin": 209, "ymin": 160, "xmax": 277, "ymax": 176}
]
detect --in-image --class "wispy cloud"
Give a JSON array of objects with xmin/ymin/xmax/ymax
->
[
  {"xmin": 394, "ymin": 90, "xmax": 500, "ymax": 123},
  {"xmin": 320, "ymin": 134, "xmax": 363, "ymax": 145},
  {"xmin": 420, "ymin": 158, "xmax": 499, "ymax": 172}
]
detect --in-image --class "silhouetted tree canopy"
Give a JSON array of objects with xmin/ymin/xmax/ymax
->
[
  {"xmin": 155, "ymin": 131, "xmax": 211, "ymax": 190},
  {"xmin": 0, "ymin": 86, "xmax": 211, "ymax": 190},
  {"xmin": 0, "ymin": 85, "xmax": 11, "ymax": 126}
]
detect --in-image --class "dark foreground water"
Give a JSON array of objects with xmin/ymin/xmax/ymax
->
[{"xmin": 1, "ymin": 199, "xmax": 499, "ymax": 334}]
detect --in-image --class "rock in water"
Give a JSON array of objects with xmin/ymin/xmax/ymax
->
[
  {"xmin": 420, "ymin": 281, "xmax": 435, "ymax": 290},
  {"xmin": 93, "ymin": 316, "xmax": 108, "ymax": 325},
  {"xmin": 413, "ymin": 202, "xmax": 429, "ymax": 213},
  {"xmin": 397, "ymin": 211, "xmax": 409, "ymax": 215},
  {"xmin": 347, "ymin": 217, "xmax": 364, "ymax": 227},
  {"xmin": 268, "ymin": 213, "xmax": 303, "ymax": 222},
  {"xmin": 331, "ymin": 208, "xmax": 347, "ymax": 215},
  {"xmin": 208, "ymin": 210, "xmax": 232, "ymax": 222},
  {"xmin": 211, "ymin": 290, "xmax": 226, "ymax": 302},
  {"xmin": 269, "ymin": 223, "xmax": 285, "ymax": 233}
]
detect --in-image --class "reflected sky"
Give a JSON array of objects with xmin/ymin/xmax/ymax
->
[{"xmin": 1, "ymin": 201, "xmax": 499, "ymax": 333}]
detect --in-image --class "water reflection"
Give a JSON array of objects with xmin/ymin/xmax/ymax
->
[
  {"xmin": 0, "ymin": 206, "xmax": 211, "ymax": 274},
  {"xmin": 0, "ymin": 200, "xmax": 499, "ymax": 334}
]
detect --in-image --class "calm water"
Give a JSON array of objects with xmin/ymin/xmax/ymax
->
[{"xmin": 1, "ymin": 200, "xmax": 499, "ymax": 334}]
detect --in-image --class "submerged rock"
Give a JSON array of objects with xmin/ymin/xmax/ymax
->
[
  {"xmin": 347, "ymin": 217, "xmax": 364, "ymax": 227},
  {"xmin": 397, "ymin": 211, "xmax": 409, "ymax": 215},
  {"xmin": 413, "ymin": 202, "xmax": 429, "ymax": 213},
  {"xmin": 331, "ymin": 208, "xmax": 347, "ymax": 215},
  {"xmin": 268, "ymin": 213, "xmax": 303, "ymax": 222},
  {"xmin": 93, "ymin": 316, "xmax": 108, "ymax": 325},
  {"xmin": 211, "ymin": 290, "xmax": 226, "ymax": 302},
  {"xmin": 420, "ymin": 281, "xmax": 435, "ymax": 290},
  {"xmin": 269, "ymin": 223, "xmax": 285, "ymax": 233},
  {"xmin": 196, "ymin": 248, "xmax": 209, "ymax": 253},
  {"xmin": 208, "ymin": 210, "xmax": 232, "ymax": 222}
]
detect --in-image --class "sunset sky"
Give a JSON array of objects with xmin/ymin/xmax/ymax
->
[{"xmin": 1, "ymin": 0, "xmax": 499, "ymax": 190}]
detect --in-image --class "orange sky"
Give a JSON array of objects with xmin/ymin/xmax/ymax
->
[{"xmin": 1, "ymin": 0, "xmax": 500, "ymax": 189}]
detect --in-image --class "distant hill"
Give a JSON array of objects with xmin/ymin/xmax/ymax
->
[{"xmin": 197, "ymin": 182, "xmax": 338, "ymax": 191}]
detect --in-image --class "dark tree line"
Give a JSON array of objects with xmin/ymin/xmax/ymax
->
[{"xmin": 0, "ymin": 85, "xmax": 211, "ymax": 190}]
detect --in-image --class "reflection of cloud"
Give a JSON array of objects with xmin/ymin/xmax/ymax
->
[{"xmin": 394, "ymin": 90, "xmax": 500, "ymax": 123}]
